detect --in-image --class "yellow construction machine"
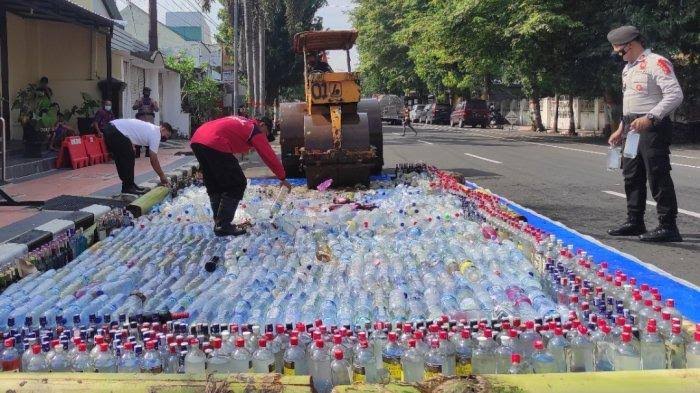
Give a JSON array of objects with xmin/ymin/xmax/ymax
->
[{"xmin": 279, "ymin": 30, "xmax": 383, "ymax": 189}]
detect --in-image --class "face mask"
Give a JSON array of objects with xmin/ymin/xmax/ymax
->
[
  {"xmin": 143, "ymin": 92, "xmax": 150, "ymax": 98},
  {"xmin": 104, "ymin": 106, "xmax": 112, "ymax": 111}
]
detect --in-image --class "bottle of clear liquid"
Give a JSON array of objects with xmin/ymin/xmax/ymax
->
[
  {"xmin": 164, "ymin": 343, "xmax": 180, "ymax": 374},
  {"xmin": 1, "ymin": 338, "xmax": 20, "ymax": 372},
  {"xmin": 508, "ymin": 353, "xmax": 532, "ymax": 374},
  {"xmin": 71, "ymin": 343, "xmax": 94, "ymax": 372},
  {"xmin": 184, "ymin": 339, "xmax": 206, "ymax": 374},
  {"xmin": 590, "ymin": 325, "xmax": 614, "ymax": 371},
  {"xmin": 331, "ymin": 349, "xmax": 352, "ymax": 388},
  {"xmin": 232, "ymin": 337, "xmax": 252, "ymax": 372},
  {"xmin": 606, "ymin": 146, "xmax": 622, "ymax": 170},
  {"xmin": 269, "ymin": 187, "xmax": 290, "ymax": 219},
  {"xmin": 94, "ymin": 343, "xmax": 117, "ymax": 373},
  {"xmin": 49, "ymin": 343, "xmax": 71, "ymax": 372},
  {"xmin": 26, "ymin": 344, "xmax": 48, "ymax": 372},
  {"xmin": 310, "ymin": 339, "xmax": 332, "ymax": 393},
  {"xmin": 424, "ymin": 338, "xmax": 445, "ymax": 380},
  {"xmin": 665, "ymin": 325, "xmax": 686, "ymax": 369},
  {"xmin": 353, "ymin": 340, "xmax": 378, "ymax": 383},
  {"xmin": 614, "ymin": 332, "xmax": 640, "ymax": 370},
  {"xmin": 272, "ymin": 325, "xmax": 290, "ymax": 373},
  {"xmin": 283, "ymin": 336, "xmax": 309, "ymax": 376},
  {"xmin": 252, "ymin": 339, "xmax": 275, "ymax": 373},
  {"xmin": 401, "ymin": 339, "xmax": 425, "ymax": 382},
  {"xmin": 495, "ymin": 333, "xmax": 515, "ymax": 374},
  {"xmin": 686, "ymin": 331, "xmax": 700, "ymax": 368},
  {"xmin": 208, "ymin": 338, "xmax": 232, "ymax": 373},
  {"xmin": 623, "ymin": 130, "xmax": 640, "ymax": 159},
  {"xmin": 531, "ymin": 340, "xmax": 557, "ymax": 373},
  {"xmin": 382, "ymin": 332, "xmax": 404, "ymax": 382},
  {"xmin": 640, "ymin": 323, "xmax": 667, "ymax": 370},
  {"xmin": 372, "ymin": 322, "xmax": 388, "ymax": 370},
  {"xmin": 568, "ymin": 326, "xmax": 594, "ymax": 372},
  {"xmin": 438, "ymin": 331, "xmax": 456, "ymax": 376},
  {"xmin": 141, "ymin": 340, "xmax": 163, "ymax": 374},
  {"xmin": 455, "ymin": 330, "xmax": 473, "ymax": 376},
  {"xmin": 517, "ymin": 321, "xmax": 540, "ymax": 358},
  {"xmin": 472, "ymin": 336, "xmax": 497, "ymax": 374},
  {"xmin": 118, "ymin": 342, "xmax": 141, "ymax": 373}
]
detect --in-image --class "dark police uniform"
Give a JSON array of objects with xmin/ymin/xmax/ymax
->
[{"xmin": 607, "ymin": 26, "xmax": 684, "ymax": 242}]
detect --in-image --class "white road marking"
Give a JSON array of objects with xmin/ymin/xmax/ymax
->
[
  {"xmin": 418, "ymin": 140, "xmax": 434, "ymax": 145},
  {"xmin": 602, "ymin": 190, "xmax": 700, "ymax": 219},
  {"xmin": 527, "ymin": 142, "xmax": 606, "ymax": 156},
  {"xmin": 673, "ymin": 162, "xmax": 700, "ymax": 169},
  {"xmin": 464, "ymin": 153, "xmax": 502, "ymax": 164},
  {"xmin": 672, "ymin": 154, "xmax": 700, "ymax": 160}
]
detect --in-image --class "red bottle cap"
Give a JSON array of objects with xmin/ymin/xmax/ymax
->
[
  {"xmin": 146, "ymin": 341, "xmax": 155, "ymax": 350},
  {"xmin": 276, "ymin": 325, "xmax": 285, "ymax": 334},
  {"xmin": 258, "ymin": 339, "xmax": 267, "ymax": 348},
  {"xmin": 662, "ymin": 312, "xmax": 671, "ymax": 321},
  {"xmin": 78, "ymin": 343, "xmax": 87, "ymax": 352},
  {"xmin": 403, "ymin": 324, "xmax": 412, "ymax": 333},
  {"xmin": 414, "ymin": 331, "xmax": 424, "ymax": 340},
  {"xmin": 99, "ymin": 343, "xmax": 109, "ymax": 352},
  {"xmin": 360, "ymin": 341, "xmax": 369, "ymax": 349},
  {"xmin": 511, "ymin": 353, "xmax": 521, "ymax": 364},
  {"xmin": 666, "ymin": 299, "xmax": 675, "ymax": 308},
  {"xmin": 621, "ymin": 332, "xmax": 631, "ymax": 343},
  {"xmin": 3, "ymin": 339, "xmax": 12, "ymax": 348},
  {"xmin": 461, "ymin": 330, "xmax": 470, "ymax": 339},
  {"xmin": 315, "ymin": 339, "xmax": 324, "ymax": 348},
  {"xmin": 213, "ymin": 338, "xmax": 222, "ymax": 349},
  {"xmin": 333, "ymin": 334, "xmax": 342, "ymax": 345},
  {"xmin": 534, "ymin": 340, "xmax": 544, "ymax": 350},
  {"xmin": 235, "ymin": 337, "xmax": 245, "ymax": 348},
  {"xmin": 334, "ymin": 349, "xmax": 343, "ymax": 360},
  {"xmin": 408, "ymin": 339, "xmax": 416, "ymax": 348},
  {"xmin": 32, "ymin": 344, "xmax": 41, "ymax": 354},
  {"xmin": 290, "ymin": 336, "xmax": 299, "ymax": 346},
  {"xmin": 388, "ymin": 332, "xmax": 398, "ymax": 342},
  {"xmin": 439, "ymin": 331, "xmax": 448, "ymax": 340}
]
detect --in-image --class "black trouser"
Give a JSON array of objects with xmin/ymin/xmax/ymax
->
[
  {"xmin": 103, "ymin": 124, "xmax": 136, "ymax": 190},
  {"xmin": 622, "ymin": 116, "xmax": 678, "ymax": 226},
  {"xmin": 191, "ymin": 143, "xmax": 247, "ymax": 199}
]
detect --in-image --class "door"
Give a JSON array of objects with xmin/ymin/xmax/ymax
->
[{"xmin": 129, "ymin": 65, "xmax": 145, "ymax": 117}]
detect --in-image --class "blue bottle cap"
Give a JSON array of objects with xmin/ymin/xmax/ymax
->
[
  {"xmin": 55, "ymin": 315, "xmax": 63, "ymax": 325},
  {"xmin": 118, "ymin": 314, "xmax": 126, "ymax": 323},
  {"xmin": 95, "ymin": 317, "xmax": 102, "ymax": 325},
  {"xmin": 73, "ymin": 315, "xmax": 81, "ymax": 324},
  {"xmin": 7, "ymin": 317, "xmax": 15, "ymax": 327},
  {"xmin": 103, "ymin": 315, "xmax": 111, "ymax": 324},
  {"xmin": 39, "ymin": 316, "xmax": 47, "ymax": 327},
  {"xmin": 24, "ymin": 316, "xmax": 33, "ymax": 327},
  {"xmin": 41, "ymin": 343, "xmax": 50, "ymax": 352},
  {"xmin": 89, "ymin": 314, "xmax": 96, "ymax": 324}
]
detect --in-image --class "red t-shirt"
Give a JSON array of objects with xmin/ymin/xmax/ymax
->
[{"xmin": 191, "ymin": 116, "xmax": 286, "ymax": 180}]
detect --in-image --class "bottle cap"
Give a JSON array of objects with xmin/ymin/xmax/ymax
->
[
  {"xmin": 621, "ymin": 332, "xmax": 631, "ymax": 343},
  {"xmin": 431, "ymin": 339, "xmax": 439, "ymax": 348},
  {"xmin": 647, "ymin": 324, "xmax": 657, "ymax": 334},
  {"xmin": 534, "ymin": 340, "xmax": 544, "ymax": 350},
  {"xmin": 388, "ymin": 332, "xmax": 398, "ymax": 342},
  {"xmin": 616, "ymin": 316, "xmax": 626, "ymax": 327},
  {"xmin": 32, "ymin": 344, "xmax": 41, "ymax": 354},
  {"xmin": 276, "ymin": 325, "xmax": 285, "ymax": 334},
  {"xmin": 695, "ymin": 332, "xmax": 700, "ymax": 342},
  {"xmin": 666, "ymin": 299, "xmax": 675, "ymax": 308},
  {"xmin": 672, "ymin": 325, "xmax": 681, "ymax": 335},
  {"xmin": 360, "ymin": 340, "xmax": 369, "ymax": 349},
  {"xmin": 483, "ymin": 328, "xmax": 492, "ymax": 339},
  {"xmin": 99, "ymin": 343, "xmax": 109, "ymax": 352},
  {"xmin": 511, "ymin": 353, "xmax": 521, "ymax": 364},
  {"xmin": 258, "ymin": 339, "xmax": 267, "ymax": 348},
  {"xmin": 461, "ymin": 330, "xmax": 470, "ymax": 339},
  {"xmin": 146, "ymin": 341, "xmax": 155, "ymax": 350},
  {"xmin": 315, "ymin": 339, "xmax": 324, "ymax": 348},
  {"xmin": 403, "ymin": 323, "xmax": 412, "ymax": 333},
  {"xmin": 290, "ymin": 336, "xmax": 299, "ymax": 346},
  {"xmin": 235, "ymin": 337, "xmax": 245, "ymax": 348},
  {"xmin": 662, "ymin": 312, "xmax": 671, "ymax": 321},
  {"xmin": 439, "ymin": 331, "xmax": 448, "ymax": 340},
  {"xmin": 213, "ymin": 338, "xmax": 222, "ymax": 349},
  {"xmin": 78, "ymin": 343, "xmax": 87, "ymax": 352},
  {"xmin": 3, "ymin": 338, "xmax": 12, "ymax": 348},
  {"xmin": 265, "ymin": 332, "xmax": 274, "ymax": 341},
  {"xmin": 334, "ymin": 349, "xmax": 343, "ymax": 360},
  {"xmin": 408, "ymin": 339, "xmax": 416, "ymax": 348},
  {"xmin": 648, "ymin": 318, "xmax": 657, "ymax": 326}
]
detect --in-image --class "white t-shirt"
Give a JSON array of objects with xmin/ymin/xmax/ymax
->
[{"xmin": 110, "ymin": 119, "xmax": 161, "ymax": 154}]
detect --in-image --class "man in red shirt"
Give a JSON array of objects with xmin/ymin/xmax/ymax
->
[{"xmin": 191, "ymin": 116, "xmax": 291, "ymax": 236}]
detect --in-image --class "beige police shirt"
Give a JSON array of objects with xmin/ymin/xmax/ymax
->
[{"xmin": 622, "ymin": 49, "xmax": 683, "ymax": 118}]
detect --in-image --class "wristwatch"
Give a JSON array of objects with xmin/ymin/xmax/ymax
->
[{"xmin": 646, "ymin": 113, "xmax": 657, "ymax": 124}]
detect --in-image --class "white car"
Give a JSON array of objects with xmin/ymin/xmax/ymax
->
[
  {"xmin": 409, "ymin": 104, "xmax": 426, "ymax": 122},
  {"xmin": 378, "ymin": 94, "xmax": 404, "ymax": 125}
]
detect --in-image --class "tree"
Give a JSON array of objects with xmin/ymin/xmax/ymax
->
[{"xmin": 166, "ymin": 54, "xmax": 223, "ymax": 131}]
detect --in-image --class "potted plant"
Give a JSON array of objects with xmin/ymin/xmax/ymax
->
[
  {"xmin": 75, "ymin": 93, "xmax": 100, "ymax": 134},
  {"xmin": 11, "ymin": 84, "xmax": 58, "ymax": 157}
]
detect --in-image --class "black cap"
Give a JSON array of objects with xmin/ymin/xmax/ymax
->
[
  {"xmin": 607, "ymin": 25, "xmax": 640, "ymax": 45},
  {"xmin": 143, "ymin": 86, "xmax": 151, "ymax": 92}
]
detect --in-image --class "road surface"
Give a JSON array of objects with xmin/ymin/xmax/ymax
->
[{"xmin": 382, "ymin": 123, "xmax": 700, "ymax": 286}]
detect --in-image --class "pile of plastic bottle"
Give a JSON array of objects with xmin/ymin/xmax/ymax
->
[{"xmin": 0, "ymin": 166, "xmax": 698, "ymax": 384}]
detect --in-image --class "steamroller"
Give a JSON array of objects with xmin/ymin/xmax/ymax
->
[{"xmin": 279, "ymin": 30, "xmax": 383, "ymax": 189}]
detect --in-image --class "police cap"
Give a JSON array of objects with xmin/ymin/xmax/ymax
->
[{"xmin": 607, "ymin": 25, "xmax": 640, "ymax": 45}]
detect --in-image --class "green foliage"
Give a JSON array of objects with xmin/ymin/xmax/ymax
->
[
  {"xmin": 166, "ymin": 54, "xmax": 223, "ymax": 129},
  {"xmin": 74, "ymin": 93, "xmax": 100, "ymax": 118},
  {"xmin": 11, "ymin": 83, "xmax": 57, "ymax": 129}
]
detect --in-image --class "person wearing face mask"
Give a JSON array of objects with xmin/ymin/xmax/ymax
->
[
  {"xmin": 190, "ymin": 115, "xmax": 291, "ymax": 237},
  {"xmin": 92, "ymin": 100, "xmax": 115, "ymax": 136},
  {"xmin": 132, "ymin": 87, "xmax": 160, "ymax": 157},
  {"xmin": 606, "ymin": 25, "xmax": 684, "ymax": 242}
]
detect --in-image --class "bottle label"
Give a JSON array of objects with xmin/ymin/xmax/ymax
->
[
  {"xmin": 352, "ymin": 364, "xmax": 366, "ymax": 383},
  {"xmin": 382, "ymin": 355, "xmax": 403, "ymax": 381},
  {"xmin": 456, "ymin": 356, "xmax": 472, "ymax": 376},
  {"xmin": 425, "ymin": 362, "xmax": 442, "ymax": 379},
  {"xmin": 283, "ymin": 361, "xmax": 295, "ymax": 375}
]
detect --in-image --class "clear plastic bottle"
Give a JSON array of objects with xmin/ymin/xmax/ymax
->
[
  {"xmin": 590, "ymin": 325, "xmax": 614, "ymax": 371},
  {"xmin": 26, "ymin": 344, "xmax": 48, "ymax": 372},
  {"xmin": 208, "ymin": 338, "xmax": 232, "ymax": 373},
  {"xmin": 272, "ymin": 325, "xmax": 290, "ymax": 373},
  {"xmin": 517, "ymin": 321, "xmax": 540, "ymax": 358},
  {"xmin": 252, "ymin": 338, "xmax": 275, "ymax": 373},
  {"xmin": 382, "ymin": 332, "xmax": 404, "ymax": 382},
  {"xmin": 184, "ymin": 339, "xmax": 206, "ymax": 374},
  {"xmin": 568, "ymin": 326, "xmax": 594, "ymax": 372},
  {"xmin": 437, "ymin": 331, "xmax": 456, "ymax": 376},
  {"xmin": 614, "ymin": 332, "xmax": 640, "ymax": 371},
  {"xmin": 49, "ymin": 343, "xmax": 71, "ymax": 372},
  {"xmin": 455, "ymin": 330, "xmax": 473, "ymax": 376},
  {"xmin": 331, "ymin": 349, "xmax": 352, "ymax": 388},
  {"xmin": 283, "ymin": 336, "xmax": 309, "ymax": 376},
  {"xmin": 424, "ymin": 338, "xmax": 445, "ymax": 380},
  {"xmin": 164, "ymin": 343, "xmax": 180, "ymax": 374},
  {"xmin": 495, "ymin": 332, "xmax": 515, "ymax": 374},
  {"xmin": 71, "ymin": 343, "xmax": 94, "ymax": 372},
  {"xmin": 401, "ymin": 339, "xmax": 425, "ymax": 382},
  {"xmin": 118, "ymin": 342, "xmax": 141, "ymax": 373},
  {"xmin": 665, "ymin": 325, "xmax": 686, "ymax": 369},
  {"xmin": 640, "ymin": 323, "xmax": 666, "ymax": 370},
  {"xmin": 531, "ymin": 340, "xmax": 557, "ymax": 373},
  {"xmin": 352, "ymin": 340, "xmax": 378, "ymax": 383},
  {"xmin": 310, "ymin": 339, "xmax": 332, "ymax": 393},
  {"xmin": 1, "ymin": 338, "xmax": 20, "ymax": 372},
  {"xmin": 508, "ymin": 353, "xmax": 531, "ymax": 374},
  {"xmin": 142, "ymin": 340, "xmax": 163, "ymax": 373},
  {"xmin": 94, "ymin": 343, "xmax": 117, "ymax": 373},
  {"xmin": 232, "ymin": 337, "xmax": 252, "ymax": 372},
  {"xmin": 686, "ymin": 331, "xmax": 700, "ymax": 368},
  {"xmin": 472, "ymin": 336, "xmax": 497, "ymax": 374}
]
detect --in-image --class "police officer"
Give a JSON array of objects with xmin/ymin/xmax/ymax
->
[
  {"xmin": 132, "ymin": 87, "xmax": 160, "ymax": 157},
  {"xmin": 606, "ymin": 26, "xmax": 684, "ymax": 242}
]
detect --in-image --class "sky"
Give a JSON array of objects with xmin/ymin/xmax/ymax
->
[
  {"xmin": 114, "ymin": 0, "xmax": 358, "ymax": 69},
  {"xmin": 316, "ymin": 0, "xmax": 359, "ymax": 71}
]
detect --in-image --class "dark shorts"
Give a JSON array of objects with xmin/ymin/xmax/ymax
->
[{"xmin": 191, "ymin": 143, "xmax": 247, "ymax": 200}]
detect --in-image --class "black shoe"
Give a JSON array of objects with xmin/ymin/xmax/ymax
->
[
  {"xmin": 121, "ymin": 186, "xmax": 146, "ymax": 195},
  {"xmin": 639, "ymin": 225, "xmax": 683, "ymax": 243},
  {"xmin": 214, "ymin": 225, "xmax": 247, "ymax": 237},
  {"xmin": 608, "ymin": 220, "xmax": 646, "ymax": 236},
  {"xmin": 134, "ymin": 185, "xmax": 148, "ymax": 192}
]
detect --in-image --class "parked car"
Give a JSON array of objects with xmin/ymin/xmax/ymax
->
[
  {"xmin": 409, "ymin": 104, "xmax": 426, "ymax": 122},
  {"xmin": 425, "ymin": 103, "xmax": 452, "ymax": 125},
  {"xmin": 450, "ymin": 99, "xmax": 490, "ymax": 128},
  {"xmin": 419, "ymin": 103, "xmax": 433, "ymax": 123},
  {"xmin": 378, "ymin": 94, "xmax": 404, "ymax": 125}
]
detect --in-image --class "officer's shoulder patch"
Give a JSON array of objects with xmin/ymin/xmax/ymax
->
[{"xmin": 656, "ymin": 58, "xmax": 673, "ymax": 75}]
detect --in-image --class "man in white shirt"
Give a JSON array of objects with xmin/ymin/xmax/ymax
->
[{"xmin": 103, "ymin": 119, "xmax": 172, "ymax": 194}]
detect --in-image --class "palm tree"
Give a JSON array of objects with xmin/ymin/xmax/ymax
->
[
  {"xmin": 258, "ymin": 4, "xmax": 267, "ymax": 115},
  {"xmin": 244, "ymin": 0, "xmax": 256, "ymax": 116}
]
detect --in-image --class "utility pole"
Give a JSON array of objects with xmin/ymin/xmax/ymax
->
[
  {"xmin": 148, "ymin": 0, "xmax": 158, "ymax": 53},
  {"xmin": 230, "ymin": 0, "xmax": 238, "ymax": 113}
]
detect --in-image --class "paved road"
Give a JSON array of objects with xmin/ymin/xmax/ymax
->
[{"xmin": 381, "ymin": 123, "xmax": 700, "ymax": 286}]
